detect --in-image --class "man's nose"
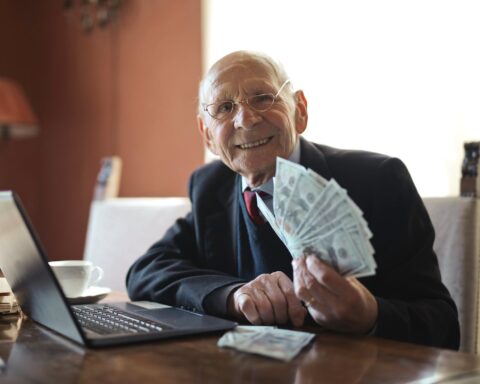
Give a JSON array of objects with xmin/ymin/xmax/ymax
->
[{"xmin": 233, "ymin": 102, "xmax": 262, "ymax": 130}]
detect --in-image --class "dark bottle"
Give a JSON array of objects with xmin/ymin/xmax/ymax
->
[{"xmin": 460, "ymin": 142, "xmax": 480, "ymax": 197}]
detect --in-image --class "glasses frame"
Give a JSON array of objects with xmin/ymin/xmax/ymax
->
[{"xmin": 203, "ymin": 79, "xmax": 291, "ymax": 120}]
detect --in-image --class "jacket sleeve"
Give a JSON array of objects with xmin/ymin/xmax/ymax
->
[
  {"xmin": 125, "ymin": 171, "xmax": 245, "ymax": 315},
  {"xmin": 365, "ymin": 157, "xmax": 460, "ymax": 349}
]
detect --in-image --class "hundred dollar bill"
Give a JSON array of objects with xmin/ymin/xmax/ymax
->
[
  {"xmin": 290, "ymin": 225, "xmax": 364, "ymax": 276},
  {"xmin": 296, "ymin": 181, "xmax": 367, "ymax": 239},
  {"xmin": 269, "ymin": 157, "xmax": 376, "ymax": 277},
  {"xmin": 274, "ymin": 158, "xmax": 306, "ymax": 229},
  {"xmin": 218, "ymin": 326, "xmax": 315, "ymax": 362},
  {"xmin": 307, "ymin": 168, "xmax": 328, "ymax": 187},
  {"xmin": 293, "ymin": 209, "xmax": 375, "ymax": 276},
  {"xmin": 281, "ymin": 171, "xmax": 325, "ymax": 242}
]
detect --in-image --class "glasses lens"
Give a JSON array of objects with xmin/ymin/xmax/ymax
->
[
  {"xmin": 248, "ymin": 94, "xmax": 275, "ymax": 112},
  {"xmin": 207, "ymin": 101, "xmax": 234, "ymax": 119}
]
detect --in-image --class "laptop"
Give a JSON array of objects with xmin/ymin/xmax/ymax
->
[{"xmin": 0, "ymin": 191, "xmax": 236, "ymax": 347}]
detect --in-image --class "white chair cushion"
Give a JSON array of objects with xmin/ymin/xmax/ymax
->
[
  {"xmin": 83, "ymin": 198, "xmax": 191, "ymax": 292},
  {"xmin": 423, "ymin": 197, "xmax": 479, "ymax": 353}
]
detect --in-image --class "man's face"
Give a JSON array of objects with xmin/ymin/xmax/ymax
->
[{"xmin": 198, "ymin": 57, "xmax": 308, "ymax": 187}]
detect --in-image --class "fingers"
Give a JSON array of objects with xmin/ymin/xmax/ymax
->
[
  {"xmin": 234, "ymin": 290, "xmax": 264, "ymax": 325},
  {"xmin": 292, "ymin": 256, "xmax": 311, "ymax": 302},
  {"xmin": 276, "ymin": 273, "xmax": 307, "ymax": 327},
  {"xmin": 292, "ymin": 256, "xmax": 332, "ymax": 301},
  {"xmin": 261, "ymin": 273, "xmax": 289, "ymax": 324},
  {"xmin": 292, "ymin": 256, "xmax": 336, "ymax": 324},
  {"xmin": 305, "ymin": 256, "xmax": 351, "ymax": 296},
  {"xmin": 232, "ymin": 272, "xmax": 305, "ymax": 326},
  {"xmin": 292, "ymin": 254, "xmax": 379, "ymax": 334}
]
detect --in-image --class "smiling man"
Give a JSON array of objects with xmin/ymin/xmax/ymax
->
[
  {"xmin": 197, "ymin": 53, "xmax": 305, "ymax": 188},
  {"xmin": 126, "ymin": 51, "xmax": 460, "ymax": 349}
]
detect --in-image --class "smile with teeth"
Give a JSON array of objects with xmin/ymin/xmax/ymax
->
[{"xmin": 237, "ymin": 137, "xmax": 272, "ymax": 149}]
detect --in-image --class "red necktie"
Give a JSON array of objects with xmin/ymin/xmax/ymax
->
[{"xmin": 243, "ymin": 189, "xmax": 267, "ymax": 225}]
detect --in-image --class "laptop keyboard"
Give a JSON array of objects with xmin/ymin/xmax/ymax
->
[{"xmin": 72, "ymin": 304, "xmax": 165, "ymax": 335}]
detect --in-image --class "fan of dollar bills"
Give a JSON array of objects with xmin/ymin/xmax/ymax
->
[{"xmin": 257, "ymin": 157, "xmax": 376, "ymax": 278}]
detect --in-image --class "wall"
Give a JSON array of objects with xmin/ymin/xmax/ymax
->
[
  {"xmin": 0, "ymin": 1, "xmax": 203, "ymax": 261},
  {"xmin": 0, "ymin": 1, "xmax": 43, "ymax": 226}
]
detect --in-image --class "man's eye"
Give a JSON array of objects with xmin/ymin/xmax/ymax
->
[
  {"xmin": 216, "ymin": 102, "xmax": 234, "ymax": 115},
  {"xmin": 250, "ymin": 94, "xmax": 275, "ymax": 107}
]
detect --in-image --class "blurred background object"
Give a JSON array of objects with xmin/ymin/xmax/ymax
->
[
  {"xmin": 461, "ymin": 142, "xmax": 480, "ymax": 197},
  {"xmin": 63, "ymin": 0, "xmax": 123, "ymax": 33},
  {"xmin": 93, "ymin": 156, "xmax": 122, "ymax": 200},
  {"xmin": 0, "ymin": 78, "xmax": 39, "ymax": 140},
  {"xmin": 0, "ymin": 276, "xmax": 19, "ymax": 317}
]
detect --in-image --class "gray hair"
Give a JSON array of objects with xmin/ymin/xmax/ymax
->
[{"xmin": 198, "ymin": 51, "xmax": 293, "ymax": 117}]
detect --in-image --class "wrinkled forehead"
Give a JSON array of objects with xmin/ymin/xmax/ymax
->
[{"xmin": 201, "ymin": 57, "xmax": 283, "ymax": 104}]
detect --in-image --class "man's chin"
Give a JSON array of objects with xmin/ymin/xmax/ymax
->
[{"xmin": 236, "ymin": 163, "xmax": 276, "ymax": 186}]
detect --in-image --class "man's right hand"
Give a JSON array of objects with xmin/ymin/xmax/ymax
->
[{"xmin": 227, "ymin": 271, "xmax": 307, "ymax": 327}]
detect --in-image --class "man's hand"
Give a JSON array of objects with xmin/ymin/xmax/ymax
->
[
  {"xmin": 293, "ymin": 255, "xmax": 378, "ymax": 334},
  {"xmin": 227, "ymin": 271, "xmax": 307, "ymax": 327}
]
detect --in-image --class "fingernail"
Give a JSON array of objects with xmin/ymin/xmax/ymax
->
[{"xmin": 306, "ymin": 255, "xmax": 315, "ymax": 267}]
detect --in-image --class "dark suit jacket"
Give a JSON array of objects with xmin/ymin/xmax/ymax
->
[{"xmin": 126, "ymin": 137, "xmax": 460, "ymax": 349}]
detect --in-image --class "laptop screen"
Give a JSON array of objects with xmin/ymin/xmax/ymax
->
[{"xmin": 0, "ymin": 191, "xmax": 85, "ymax": 344}]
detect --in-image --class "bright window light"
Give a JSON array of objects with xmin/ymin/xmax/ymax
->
[{"xmin": 202, "ymin": 0, "xmax": 480, "ymax": 197}]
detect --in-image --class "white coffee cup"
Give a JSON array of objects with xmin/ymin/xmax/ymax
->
[{"xmin": 49, "ymin": 260, "xmax": 104, "ymax": 298}]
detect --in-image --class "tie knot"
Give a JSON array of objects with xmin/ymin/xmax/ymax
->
[
  {"xmin": 243, "ymin": 189, "xmax": 267, "ymax": 225},
  {"xmin": 244, "ymin": 189, "xmax": 268, "ymax": 198}
]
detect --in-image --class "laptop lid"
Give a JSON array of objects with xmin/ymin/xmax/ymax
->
[
  {"xmin": 0, "ymin": 191, "xmax": 236, "ymax": 347},
  {"xmin": 0, "ymin": 191, "xmax": 86, "ymax": 344}
]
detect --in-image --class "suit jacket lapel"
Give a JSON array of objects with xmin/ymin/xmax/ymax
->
[
  {"xmin": 202, "ymin": 172, "xmax": 239, "ymax": 275},
  {"xmin": 299, "ymin": 137, "xmax": 332, "ymax": 179},
  {"xmin": 219, "ymin": 174, "xmax": 239, "ymax": 269}
]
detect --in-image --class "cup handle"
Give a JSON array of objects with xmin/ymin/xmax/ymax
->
[{"xmin": 89, "ymin": 266, "xmax": 104, "ymax": 287}]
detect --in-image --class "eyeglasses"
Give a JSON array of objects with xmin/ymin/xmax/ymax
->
[{"xmin": 203, "ymin": 79, "xmax": 291, "ymax": 120}]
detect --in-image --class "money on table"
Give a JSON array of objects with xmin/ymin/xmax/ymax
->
[
  {"xmin": 217, "ymin": 326, "xmax": 315, "ymax": 361},
  {"xmin": 257, "ymin": 157, "xmax": 376, "ymax": 278}
]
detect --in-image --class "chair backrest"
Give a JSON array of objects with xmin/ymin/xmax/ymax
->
[
  {"xmin": 83, "ymin": 198, "xmax": 191, "ymax": 292},
  {"xmin": 423, "ymin": 197, "xmax": 480, "ymax": 353},
  {"xmin": 83, "ymin": 196, "xmax": 480, "ymax": 353}
]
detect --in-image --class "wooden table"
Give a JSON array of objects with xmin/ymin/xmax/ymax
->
[{"xmin": 1, "ymin": 303, "xmax": 480, "ymax": 383}]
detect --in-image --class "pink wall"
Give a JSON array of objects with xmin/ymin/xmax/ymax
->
[{"xmin": 0, "ymin": 1, "xmax": 203, "ymax": 261}]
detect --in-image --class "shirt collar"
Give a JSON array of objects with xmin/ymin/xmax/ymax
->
[{"xmin": 241, "ymin": 139, "xmax": 301, "ymax": 194}]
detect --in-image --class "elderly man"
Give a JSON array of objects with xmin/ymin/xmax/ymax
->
[{"xmin": 126, "ymin": 51, "xmax": 459, "ymax": 349}]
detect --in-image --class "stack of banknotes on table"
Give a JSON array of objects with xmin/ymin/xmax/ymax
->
[
  {"xmin": 257, "ymin": 158, "xmax": 376, "ymax": 278},
  {"xmin": 218, "ymin": 326, "xmax": 315, "ymax": 361}
]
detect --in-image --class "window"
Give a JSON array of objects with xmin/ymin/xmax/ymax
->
[{"xmin": 202, "ymin": 0, "xmax": 480, "ymax": 196}]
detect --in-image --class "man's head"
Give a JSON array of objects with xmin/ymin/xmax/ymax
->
[{"xmin": 197, "ymin": 51, "xmax": 308, "ymax": 187}]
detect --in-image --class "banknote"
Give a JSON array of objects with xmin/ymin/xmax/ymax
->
[
  {"xmin": 217, "ymin": 326, "xmax": 315, "ymax": 361},
  {"xmin": 257, "ymin": 157, "xmax": 376, "ymax": 278},
  {"xmin": 273, "ymin": 159, "xmax": 306, "ymax": 229}
]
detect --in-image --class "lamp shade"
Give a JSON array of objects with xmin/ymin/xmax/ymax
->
[{"xmin": 0, "ymin": 77, "xmax": 39, "ymax": 139}]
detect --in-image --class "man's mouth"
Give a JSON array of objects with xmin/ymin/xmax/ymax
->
[{"xmin": 236, "ymin": 136, "xmax": 272, "ymax": 150}]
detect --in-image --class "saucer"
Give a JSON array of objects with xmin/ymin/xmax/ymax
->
[{"xmin": 67, "ymin": 286, "xmax": 112, "ymax": 305}]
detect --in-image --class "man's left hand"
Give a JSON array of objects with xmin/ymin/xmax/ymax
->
[{"xmin": 292, "ymin": 255, "xmax": 378, "ymax": 334}]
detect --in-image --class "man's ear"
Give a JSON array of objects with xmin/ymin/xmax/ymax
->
[
  {"xmin": 294, "ymin": 90, "xmax": 308, "ymax": 134},
  {"xmin": 197, "ymin": 114, "xmax": 217, "ymax": 155}
]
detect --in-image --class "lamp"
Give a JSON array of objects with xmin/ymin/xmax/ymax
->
[{"xmin": 0, "ymin": 77, "xmax": 39, "ymax": 140}]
